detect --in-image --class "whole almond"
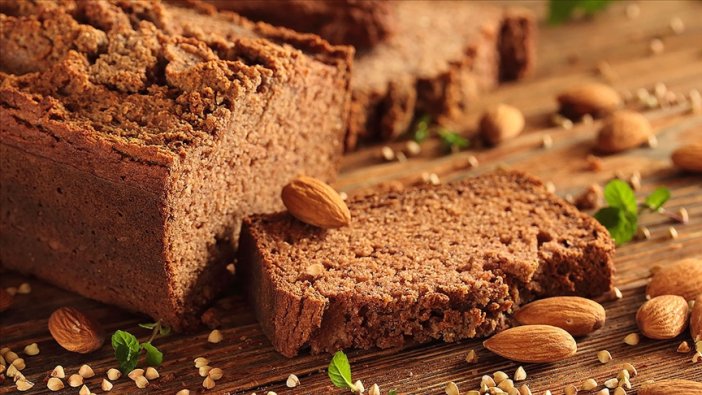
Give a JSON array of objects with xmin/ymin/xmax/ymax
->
[
  {"xmin": 671, "ymin": 142, "xmax": 702, "ymax": 173},
  {"xmin": 483, "ymin": 325, "xmax": 577, "ymax": 363},
  {"xmin": 480, "ymin": 104, "xmax": 525, "ymax": 146},
  {"xmin": 596, "ymin": 111, "xmax": 652, "ymax": 153},
  {"xmin": 514, "ymin": 296, "xmax": 606, "ymax": 336},
  {"xmin": 557, "ymin": 82, "xmax": 622, "ymax": 118},
  {"xmin": 0, "ymin": 288, "xmax": 13, "ymax": 312},
  {"xmin": 639, "ymin": 379, "xmax": 702, "ymax": 395},
  {"xmin": 281, "ymin": 176, "xmax": 351, "ymax": 229},
  {"xmin": 636, "ymin": 295, "xmax": 689, "ymax": 339},
  {"xmin": 646, "ymin": 258, "xmax": 702, "ymax": 301},
  {"xmin": 692, "ymin": 295, "xmax": 702, "ymax": 342},
  {"xmin": 48, "ymin": 307, "xmax": 105, "ymax": 353}
]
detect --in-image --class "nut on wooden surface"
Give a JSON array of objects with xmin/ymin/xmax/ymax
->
[{"xmin": 48, "ymin": 307, "xmax": 105, "ymax": 354}]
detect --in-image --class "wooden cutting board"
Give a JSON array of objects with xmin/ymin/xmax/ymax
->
[{"xmin": 1, "ymin": 1, "xmax": 701, "ymax": 394}]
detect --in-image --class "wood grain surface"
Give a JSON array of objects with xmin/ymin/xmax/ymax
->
[{"xmin": 2, "ymin": 1, "xmax": 702, "ymax": 394}]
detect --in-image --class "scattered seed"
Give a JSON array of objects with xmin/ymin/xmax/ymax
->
[
  {"xmin": 542, "ymin": 135, "xmax": 553, "ymax": 149},
  {"xmin": 79, "ymin": 384, "xmax": 90, "ymax": 395},
  {"xmin": 564, "ymin": 384, "xmax": 578, "ymax": 395},
  {"xmin": 586, "ymin": 155, "xmax": 604, "ymax": 172},
  {"xmin": 4, "ymin": 351, "xmax": 18, "ymax": 363},
  {"xmin": 51, "ymin": 365, "xmax": 65, "ymax": 379},
  {"xmin": 208, "ymin": 329, "xmax": 223, "ymax": 344},
  {"xmin": 617, "ymin": 369, "xmax": 630, "ymax": 381},
  {"xmin": 369, "ymin": 383, "xmax": 381, "ymax": 395},
  {"xmin": 396, "ymin": 151, "xmax": 408, "ymax": 163},
  {"xmin": 690, "ymin": 89, "xmax": 702, "ymax": 114},
  {"xmin": 446, "ymin": 381, "xmax": 460, "ymax": 395},
  {"xmin": 381, "ymin": 146, "xmax": 395, "ymax": 161},
  {"xmin": 203, "ymin": 376, "xmax": 216, "ymax": 390},
  {"xmin": 194, "ymin": 357, "xmax": 209, "ymax": 368},
  {"xmin": 596, "ymin": 389, "xmax": 610, "ymax": 395},
  {"xmin": 582, "ymin": 379, "xmax": 598, "ymax": 391},
  {"xmin": 649, "ymin": 38, "xmax": 664, "ymax": 55},
  {"xmin": 209, "ymin": 367, "xmax": 223, "ymax": 381},
  {"xmin": 669, "ymin": 17, "xmax": 685, "ymax": 34},
  {"xmin": 465, "ymin": 349, "xmax": 478, "ymax": 364},
  {"xmin": 468, "ymin": 155, "xmax": 479, "ymax": 168},
  {"xmin": 494, "ymin": 371, "xmax": 509, "ymax": 384},
  {"xmin": 629, "ymin": 171, "xmax": 641, "ymax": 191},
  {"xmin": 668, "ymin": 226, "xmax": 679, "ymax": 239},
  {"xmin": 11, "ymin": 358, "xmax": 25, "ymax": 370},
  {"xmin": 693, "ymin": 351, "xmax": 702, "ymax": 363},
  {"xmin": 354, "ymin": 380, "xmax": 365, "ymax": 394},
  {"xmin": 623, "ymin": 363, "xmax": 638, "ymax": 377},
  {"xmin": 68, "ymin": 374, "xmax": 83, "ymax": 387},
  {"xmin": 514, "ymin": 366, "xmax": 527, "ymax": 381},
  {"xmin": 619, "ymin": 377, "xmax": 632, "ymax": 390},
  {"xmin": 6, "ymin": 364, "xmax": 19, "ymax": 378},
  {"xmin": 17, "ymin": 283, "xmax": 31, "ymax": 294},
  {"xmin": 226, "ymin": 263, "xmax": 235, "ymax": 274},
  {"xmin": 428, "ymin": 173, "xmax": 441, "ymax": 185},
  {"xmin": 646, "ymin": 134, "xmax": 658, "ymax": 148},
  {"xmin": 545, "ymin": 181, "xmax": 556, "ymax": 193},
  {"xmin": 678, "ymin": 208, "xmax": 689, "ymax": 224},
  {"xmin": 678, "ymin": 341, "xmax": 692, "ymax": 353},
  {"xmin": 106, "ymin": 368, "xmax": 121, "ymax": 381},
  {"xmin": 145, "ymin": 367, "xmax": 159, "ymax": 380},
  {"xmin": 79, "ymin": 364, "xmax": 95, "ymax": 378},
  {"xmin": 135, "ymin": 375, "xmax": 149, "ymax": 389},
  {"xmin": 47, "ymin": 377, "xmax": 64, "ymax": 391},
  {"xmin": 266, "ymin": 392, "xmax": 277, "ymax": 395},
  {"xmin": 16, "ymin": 378, "xmax": 34, "ymax": 391},
  {"xmin": 625, "ymin": 3, "xmax": 640, "ymax": 18},
  {"xmin": 624, "ymin": 333, "xmax": 640, "ymax": 345},
  {"xmin": 637, "ymin": 226, "xmax": 652, "ymax": 240},
  {"xmin": 613, "ymin": 287, "xmax": 623, "ymax": 299},
  {"xmin": 482, "ymin": 375, "xmax": 496, "ymax": 388},
  {"xmin": 604, "ymin": 378, "xmax": 619, "ymax": 389},
  {"xmin": 519, "ymin": 384, "xmax": 532, "ymax": 395},
  {"xmin": 22, "ymin": 343, "xmax": 39, "ymax": 356},
  {"xmin": 597, "ymin": 350, "xmax": 612, "ymax": 363},
  {"xmin": 176, "ymin": 390, "xmax": 190, "ymax": 395},
  {"xmin": 406, "ymin": 141, "xmax": 422, "ymax": 156},
  {"xmin": 128, "ymin": 369, "xmax": 144, "ymax": 381},
  {"xmin": 199, "ymin": 366, "xmax": 212, "ymax": 377},
  {"xmin": 613, "ymin": 388, "xmax": 626, "ymax": 395}
]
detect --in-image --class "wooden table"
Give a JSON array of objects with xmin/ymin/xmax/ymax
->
[{"xmin": 2, "ymin": 1, "xmax": 701, "ymax": 393}]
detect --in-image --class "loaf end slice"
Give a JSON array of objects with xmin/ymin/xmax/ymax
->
[{"xmin": 239, "ymin": 171, "xmax": 615, "ymax": 357}]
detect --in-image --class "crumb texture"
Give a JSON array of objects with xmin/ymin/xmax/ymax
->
[{"xmin": 240, "ymin": 171, "xmax": 614, "ymax": 356}]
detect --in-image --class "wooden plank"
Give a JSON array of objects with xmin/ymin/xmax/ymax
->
[{"xmin": 1, "ymin": 1, "xmax": 702, "ymax": 394}]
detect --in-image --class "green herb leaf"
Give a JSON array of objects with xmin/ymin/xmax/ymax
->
[
  {"xmin": 644, "ymin": 187, "xmax": 671, "ymax": 211},
  {"xmin": 141, "ymin": 342, "xmax": 163, "ymax": 367},
  {"xmin": 158, "ymin": 325, "xmax": 171, "ymax": 337},
  {"xmin": 548, "ymin": 0, "xmax": 613, "ymax": 24},
  {"xmin": 389, "ymin": 390, "xmax": 398, "ymax": 395},
  {"xmin": 412, "ymin": 115, "xmax": 431, "ymax": 143},
  {"xmin": 111, "ymin": 330, "xmax": 141, "ymax": 373},
  {"xmin": 603, "ymin": 179, "xmax": 638, "ymax": 214},
  {"xmin": 328, "ymin": 351, "xmax": 354, "ymax": 390},
  {"xmin": 438, "ymin": 129, "xmax": 469, "ymax": 152},
  {"xmin": 594, "ymin": 206, "xmax": 638, "ymax": 246}
]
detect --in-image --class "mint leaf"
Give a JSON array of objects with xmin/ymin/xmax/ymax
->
[
  {"xmin": 142, "ymin": 342, "xmax": 163, "ymax": 367},
  {"xmin": 328, "ymin": 351, "xmax": 354, "ymax": 390},
  {"xmin": 438, "ymin": 129, "xmax": 469, "ymax": 152},
  {"xmin": 549, "ymin": 0, "xmax": 613, "ymax": 24},
  {"xmin": 595, "ymin": 206, "xmax": 638, "ymax": 245},
  {"xmin": 112, "ymin": 330, "xmax": 141, "ymax": 373},
  {"xmin": 412, "ymin": 115, "xmax": 431, "ymax": 143},
  {"xmin": 644, "ymin": 187, "xmax": 670, "ymax": 211},
  {"xmin": 603, "ymin": 179, "xmax": 638, "ymax": 214}
]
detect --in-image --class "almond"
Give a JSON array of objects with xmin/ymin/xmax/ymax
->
[
  {"xmin": 480, "ymin": 104, "xmax": 525, "ymax": 145},
  {"xmin": 0, "ymin": 288, "xmax": 13, "ymax": 312},
  {"xmin": 639, "ymin": 379, "xmax": 702, "ymax": 395},
  {"xmin": 646, "ymin": 257, "xmax": 702, "ymax": 301},
  {"xmin": 281, "ymin": 176, "xmax": 351, "ymax": 229},
  {"xmin": 671, "ymin": 142, "xmax": 702, "ymax": 173},
  {"xmin": 636, "ymin": 295, "xmax": 689, "ymax": 339},
  {"xmin": 691, "ymin": 295, "xmax": 702, "ymax": 342},
  {"xmin": 595, "ymin": 111, "xmax": 652, "ymax": 153},
  {"xmin": 514, "ymin": 296, "xmax": 606, "ymax": 336},
  {"xmin": 48, "ymin": 307, "xmax": 105, "ymax": 353},
  {"xmin": 483, "ymin": 325, "xmax": 577, "ymax": 363},
  {"xmin": 557, "ymin": 82, "xmax": 622, "ymax": 118}
]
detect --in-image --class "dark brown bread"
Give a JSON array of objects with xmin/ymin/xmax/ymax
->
[
  {"xmin": 239, "ymin": 171, "xmax": 614, "ymax": 357},
  {"xmin": 0, "ymin": 0, "xmax": 352, "ymax": 330},
  {"xmin": 205, "ymin": 0, "xmax": 535, "ymax": 148},
  {"xmin": 205, "ymin": 0, "xmax": 396, "ymax": 49}
]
